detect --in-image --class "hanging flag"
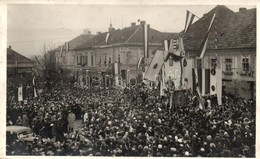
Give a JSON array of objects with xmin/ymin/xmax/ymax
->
[
  {"xmin": 112, "ymin": 62, "xmax": 120, "ymax": 86},
  {"xmin": 143, "ymin": 50, "xmax": 164, "ymax": 81},
  {"xmin": 184, "ymin": 10, "xmax": 196, "ymax": 34},
  {"xmin": 18, "ymin": 85, "xmax": 23, "ymax": 101},
  {"xmin": 33, "ymin": 76, "xmax": 38, "ymax": 98},
  {"xmin": 163, "ymin": 39, "xmax": 170, "ymax": 51},
  {"xmin": 105, "ymin": 32, "xmax": 110, "ymax": 44},
  {"xmin": 142, "ymin": 23, "xmax": 150, "ymax": 58},
  {"xmin": 192, "ymin": 69, "xmax": 205, "ymax": 110},
  {"xmin": 199, "ymin": 13, "xmax": 216, "ymax": 58},
  {"xmin": 60, "ymin": 46, "xmax": 63, "ymax": 57}
]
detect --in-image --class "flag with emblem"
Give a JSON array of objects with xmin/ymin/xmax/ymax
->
[{"xmin": 144, "ymin": 50, "xmax": 164, "ymax": 81}]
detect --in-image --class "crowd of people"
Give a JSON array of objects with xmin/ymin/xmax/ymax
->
[{"xmin": 6, "ymin": 81, "xmax": 255, "ymax": 157}]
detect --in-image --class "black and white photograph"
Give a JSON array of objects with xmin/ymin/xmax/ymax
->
[{"xmin": 1, "ymin": 0, "xmax": 257, "ymax": 157}]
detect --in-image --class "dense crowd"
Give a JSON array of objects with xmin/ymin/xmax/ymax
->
[{"xmin": 6, "ymin": 82, "xmax": 255, "ymax": 157}]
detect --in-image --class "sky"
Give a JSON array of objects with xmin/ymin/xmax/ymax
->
[{"xmin": 7, "ymin": 3, "xmax": 256, "ymax": 58}]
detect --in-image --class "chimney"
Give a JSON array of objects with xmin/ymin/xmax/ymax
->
[
  {"xmin": 140, "ymin": 21, "xmax": 146, "ymax": 25},
  {"xmin": 239, "ymin": 8, "xmax": 247, "ymax": 12},
  {"xmin": 84, "ymin": 28, "xmax": 91, "ymax": 35},
  {"xmin": 9, "ymin": 45, "xmax": 11, "ymax": 49},
  {"xmin": 131, "ymin": 22, "xmax": 136, "ymax": 27}
]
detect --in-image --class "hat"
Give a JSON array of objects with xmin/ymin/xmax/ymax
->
[
  {"xmin": 184, "ymin": 151, "xmax": 189, "ymax": 156},
  {"xmin": 158, "ymin": 144, "xmax": 162, "ymax": 149},
  {"xmin": 207, "ymin": 135, "xmax": 212, "ymax": 141},
  {"xmin": 170, "ymin": 147, "xmax": 176, "ymax": 152},
  {"xmin": 200, "ymin": 148, "xmax": 205, "ymax": 152}
]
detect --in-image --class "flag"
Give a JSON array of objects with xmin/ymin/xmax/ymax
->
[
  {"xmin": 33, "ymin": 76, "xmax": 38, "ymax": 98},
  {"xmin": 216, "ymin": 69, "xmax": 222, "ymax": 105},
  {"xmin": 136, "ymin": 57, "xmax": 144, "ymax": 70},
  {"xmin": 199, "ymin": 13, "xmax": 216, "ymax": 58},
  {"xmin": 105, "ymin": 32, "xmax": 110, "ymax": 44},
  {"xmin": 112, "ymin": 62, "xmax": 120, "ymax": 86},
  {"xmin": 192, "ymin": 68, "xmax": 222, "ymax": 105},
  {"xmin": 192, "ymin": 69, "xmax": 205, "ymax": 109},
  {"xmin": 60, "ymin": 46, "xmax": 63, "ymax": 57},
  {"xmin": 184, "ymin": 10, "xmax": 196, "ymax": 34},
  {"xmin": 142, "ymin": 23, "xmax": 150, "ymax": 58},
  {"xmin": 18, "ymin": 85, "xmax": 23, "ymax": 101},
  {"xmin": 143, "ymin": 50, "xmax": 164, "ymax": 81},
  {"xmin": 163, "ymin": 40, "xmax": 170, "ymax": 51}
]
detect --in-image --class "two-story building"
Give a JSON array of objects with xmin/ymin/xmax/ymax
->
[
  {"xmin": 55, "ymin": 29, "xmax": 95, "ymax": 76},
  {"xmin": 182, "ymin": 5, "xmax": 256, "ymax": 99},
  {"xmin": 73, "ymin": 22, "xmax": 175, "ymax": 81}
]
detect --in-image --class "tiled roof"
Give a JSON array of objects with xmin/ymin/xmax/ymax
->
[
  {"xmin": 74, "ymin": 25, "xmax": 177, "ymax": 50},
  {"xmin": 67, "ymin": 34, "xmax": 95, "ymax": 50},
  {"xmin": 7, "ymin": 48, "xmax": 34, "ymax": 64},
  {"xmin": 182, "ymin": 5, "xmax": 256, "ymax": 54},
  {"xmin": 54, "ymin": 34, "xmax": 95, "ymax": 51}
]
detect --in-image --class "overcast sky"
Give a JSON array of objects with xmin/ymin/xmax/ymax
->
[{"xmin": 7, "ymin": 4, "xmax": 255, "ymax": 57}]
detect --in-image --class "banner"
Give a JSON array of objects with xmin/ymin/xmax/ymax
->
[
  {"xmin": 144, "ymin": 50, "xmax": 164, "ymax": 81},
  {"xmin": 18, "ymin": 85, "xmax": 23, "ymax": 101}
]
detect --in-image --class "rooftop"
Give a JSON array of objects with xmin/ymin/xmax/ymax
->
[{"xmin": 182, "ymin": 5, "xmax": 256, "ymax": 54}]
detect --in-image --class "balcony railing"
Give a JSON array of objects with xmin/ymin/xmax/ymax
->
[{"xmin": 240, "ymin": 71, "xmax": 254, "ymax": 77}]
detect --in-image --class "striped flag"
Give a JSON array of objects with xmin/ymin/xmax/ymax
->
[
  {"xmin": 184, "ymin": 10, "xmax": 196, "ymax": 34},
  {"xmin": 199, "ymin": 13, "xmax": 216, "ymax": 58},
  {"xmin": 142, "ymin": 23, "xmax": 150, "ymax": 58},
  {"xmin": 192, "ymin": 69, "xmax": 205, "ymax": 109},
  {"xmin": 192, "ymin": 68, "xmax": 222, "ymax": 105}
]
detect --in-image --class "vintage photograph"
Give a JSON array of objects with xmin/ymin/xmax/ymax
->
[{"xmin": 5, "ymin": 2, "xmax": 256, "ymax": 157}]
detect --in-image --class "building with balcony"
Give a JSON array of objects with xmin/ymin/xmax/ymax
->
[{"xmin": 182, "ymin": 5, "xmax": 256, "ymax": 99}]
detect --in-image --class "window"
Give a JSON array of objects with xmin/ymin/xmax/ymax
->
[
  {"xmin": 118, "ymin": 54, "xmax": 121, "ymax": 63},
  {"xmin": 91, "ymin": 55, "xmax": 94, "ymax": 66},
  {"xmin": 211, "ymin": 59, "xmax": 217, "ymax": 69},
  {"xmin": 85, "ymin": 55, "xmax": 88, "ymax": 66},
  {"xmin": 99, "ymin": 56, "xmax": 102, "ymax": 66},
  {"xmin": 77, "ymin": 56, "xmax": 79, "ymax": 65},
  {"xmin": 242, "ymin": 56, "xmax": 249, "ymax": 72},
  {"xmin": 109, "ymin": 57, "xmax": 111, "ymax": 64},
  {"xmin": 225, "ymin": 58, "xmax": 232, "ymax": 72},
  {"xmin": 104, "ymin": 55, "xmax": 107, "ymax": 65}
]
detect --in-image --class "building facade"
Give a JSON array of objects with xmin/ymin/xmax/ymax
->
[
  {"xmin": 183, "ymin": 5, "xmax": 256, "ymax": 99},
  {"xmin": 72, "ymin": 22, "xmax": 175, "ymax": 82}
]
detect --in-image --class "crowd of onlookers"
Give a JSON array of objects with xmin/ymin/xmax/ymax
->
[{"xmin": 6, "ymin": 81, "xmax": 255, "ymax": 157}]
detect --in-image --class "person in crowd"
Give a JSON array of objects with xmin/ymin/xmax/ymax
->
[{"xmin": 6, "ymin": 81, "xmax": 255, "ymax": 157}]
